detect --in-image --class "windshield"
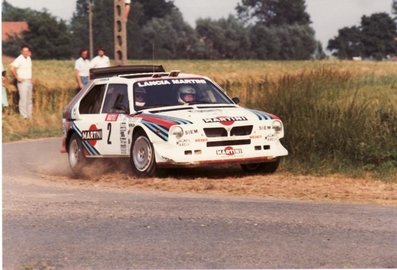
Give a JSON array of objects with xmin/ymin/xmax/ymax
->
[{"xmin": 133, "ymin": 78, "xmax": 233, "ymax": 111}]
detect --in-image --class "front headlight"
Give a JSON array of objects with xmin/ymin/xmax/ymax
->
[
  {"xmin": 170, "ymin": 126, "xmax": 184, "ymax": 140},
  {"xmin": 272, "ymin": 120, "xmax": 283, "ymax": 137}
]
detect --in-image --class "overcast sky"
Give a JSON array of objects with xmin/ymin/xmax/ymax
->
[{"xmin": 4, "ymin": 0, "xmax": 393, "ymax": 50}]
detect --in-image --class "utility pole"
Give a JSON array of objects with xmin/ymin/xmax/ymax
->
[
  {"xmin": 88, "ymin": 0, "xmax": 94, "ymax": 59},
  {"xmin": 114, "ymin": 0, "xmax": 127, "ymax": 65}
]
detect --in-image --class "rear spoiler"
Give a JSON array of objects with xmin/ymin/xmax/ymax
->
[{"xmin": 90, "ymin": 65, "xmax": 165, "ymax": 80}]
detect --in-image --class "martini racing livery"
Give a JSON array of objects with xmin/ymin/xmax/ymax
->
[{"xmin": 62, "ymin": 65, "xmax": 288, "ymax": 177}]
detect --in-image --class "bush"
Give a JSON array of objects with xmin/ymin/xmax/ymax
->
[{"xmin": 254, "ymin": 68, "xmax": 397, "ymax": 175}]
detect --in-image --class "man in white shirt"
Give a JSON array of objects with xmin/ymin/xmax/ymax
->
[
  {"xmin": 75, "ymin": 48, "xmax": 91, "ymax": 91},
  {"xmin": 90, "ymin": 47, "xmax": 110, "ymax": 69},
  {"xmin": 125, "ymin": 0, "xmax": 131, "ymax": 21},
  {"xmin": 2, "ymin": 62, "xmax": 9, "ymax": 110},
  {"xmin": 10, "ymin": 45, "xmax": 33, "ymax": 119}
]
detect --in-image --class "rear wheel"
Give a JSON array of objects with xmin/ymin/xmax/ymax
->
[
  {"xmin": 68, "ymin": 133, "xmax": 88, "ymax": 177},
  {"xmin": 241, "ymin": 158, "xmax": 280, "ymax": 174},
  {"xmin": 130, "ymin": 130, "xmax": 157, "ymax": 177}
]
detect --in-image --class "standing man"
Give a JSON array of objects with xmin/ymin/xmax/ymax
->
[
  {"xmin": 75, "ymin": 48, "xmax": 91, "ymax": 91},
  {"xmin": 10, "ymin": 45, "xmax": 33, "ymax": 119},
  {"xmin": 2, "ymin": 62, "xmax": 9, "ymax": 110},
  {"xmin": 90, "ymin": 47, "xmax": 110, "ymax": 69},
  {"xmin": 125, "ymin": 0, "xmax": 131, "ymax": 21}
]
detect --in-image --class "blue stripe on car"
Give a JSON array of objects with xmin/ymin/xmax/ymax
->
[
  {"xmin": 162, "ymin": 115, "xmax": 193, "ymax": 125},
  {"xmin": 142, "ymin": 120, "xmax": 168, "ymax": 141},
  {"xmin": 249, "ymin": 109, "xmax": 272, "ymax": 120}
]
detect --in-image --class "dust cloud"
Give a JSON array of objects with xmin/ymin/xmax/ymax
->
[{"xmin": 38, "ymin": 160, "xmax": 397, "ymax": 206}]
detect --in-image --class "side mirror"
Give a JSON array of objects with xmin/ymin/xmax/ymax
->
[{"xmin": 232, "ymin": 97, "xmax": 240, "ymax": 104}]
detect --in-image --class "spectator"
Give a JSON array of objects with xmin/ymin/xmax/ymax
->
[
  {"xmin": 2, "ymin": 63, "xmax": 9, "ymax": 110},
  {"xmin": 75, "ymin": 48, "xmax": 90, "ymax": 91},
  {"xmin": 10, "ymin": 45, "xmax": 32, "ymax": 119},
  {"xmin": 125, "ymin": 0, "xmax": 131, "ymax": 21},
  {"xmin": 90, "ymin": 47, "xmax": 110, "ymax": 69}
]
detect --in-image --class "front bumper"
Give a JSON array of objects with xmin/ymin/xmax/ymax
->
[{"xmin": 154, "ymin": 140, "xmax": 288, "ymax": 168}]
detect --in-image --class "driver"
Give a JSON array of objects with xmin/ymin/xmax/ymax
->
[
  {"xmin": 178, "ymin": 86, "xmax": 196, "ymax": 105},
  {"xmin": 135, "ymin": 87, "xmax": 146, "ymax": 108}
]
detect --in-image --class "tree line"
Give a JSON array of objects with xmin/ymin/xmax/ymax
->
[
  {"xmin": 327, "ymin": 0, "xmax": 397, "ymax": 60},
  {"xmin": 2, "ymin": 0, "xmax": 321, "ymax": 60},
  {"xmin": 2, "ymin": 0, "xmax": 396, "ymax": 60}
]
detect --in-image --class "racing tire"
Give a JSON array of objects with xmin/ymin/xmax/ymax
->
[
  {"xmin": 68, "ymin": 133, "xmax": 88, "ymax": 177},
  {"xmin": 130, "ymin": 130, "xmax": 157, "ymax": 177},
  {"xmin": 241, "ymin": 158, "xmax": 280, "ymax": 174}
]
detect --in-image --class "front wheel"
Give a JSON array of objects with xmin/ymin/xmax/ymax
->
[
  {"xmin": 241, "ymin": 158, "xmax": 280, "ymax": 174},
  {"xmin": 68, "ymin": 133, "xmax": 88, "ymax": 177},
  {"xmin": 130, "ymin": 130, "xmax": 157, "ymax": 177}
]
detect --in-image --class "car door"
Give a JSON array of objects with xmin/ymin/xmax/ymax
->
[
  {"xmin": 75, "ymin": 82, "xmax": 130, "ymax": 157},
  {"xmin": 75, "ymin": 82, "xmax": 108, "ymax": 157},
  {"xmin": 98, "ymin": 83, "xmax": 130, "ymax": 156}
]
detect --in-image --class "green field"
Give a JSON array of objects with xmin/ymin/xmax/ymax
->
[{"xmin": 2, "ymin": 60, "xmax": 397, "ymax": 180}]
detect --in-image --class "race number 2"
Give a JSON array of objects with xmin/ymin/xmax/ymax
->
[{"xmin": 107, "ymin": 123, "xmax": 112, "ymax": 144}]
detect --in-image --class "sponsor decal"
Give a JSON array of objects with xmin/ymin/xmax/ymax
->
[
  {"xmin": 120, "ymin": 122, "xmax": 128, "ymax": 154},
  {"xmin": 106, "ymin": 113, "xmax": 119, "ymax": 122},
  {"xmin": 185, "ymin": 129, "xmax": 198, "ymax": 135},
  {"xmin": 177, "ymin": 139, "xmax": 191, "ymax": 147},
  {"xmin": 137, "ymin": 79, "xmax": 207, "ymax": 88},
  {"xmin": 136, "ymin": 79, "xmax": 207, "ymax": 88},
  {"xmin": 216, "ymin": 146, "xmax": 243, "ymax": 156},
  {"xmin": 137, "ymin": 80, "xmax": 171, "ymax": 87},
  {"xmin": 265, "ymin": 134, "xmax": 278, "ymax": 141},
  {"xmin": 195, "ymin": 138, "xmax": 208, "ymax": 143},
  {"xmin": 250, "ymin": 135, "xmax": 262, "ymax": 139},
  {"xmin": 259, "ymin": 126, "xmax": 272, "ymax": 131},
  {"xmin": 203, "ymin": 116, "xmax": 248, "ymax": 126},
  {"xmin": 82, "ymin": 125, "xmax": 102, "ymax": 146},
  {"xmin": 71, "ymin": 123, "xmax": 101, "ymax": 156},
  {"xmin": 171, "ymin": 79, "xmax": 206, "ymax": 85}
]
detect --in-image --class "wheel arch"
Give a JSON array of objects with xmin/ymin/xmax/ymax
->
[
  {"xmin": 132, "ymin": 125, "xmax": 146, "ymax": 139},
  {"xmin": 131, "ymin": 124, "xmax": 163, "ymax": 143}
]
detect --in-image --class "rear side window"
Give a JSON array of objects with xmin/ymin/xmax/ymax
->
[
  {"xmin": 79, "ymin": 84, "xmax": 106, "ymax": 114},
  {"xmin": 102, "ymin": 84, "xmax": 130, "ymax": 113}
]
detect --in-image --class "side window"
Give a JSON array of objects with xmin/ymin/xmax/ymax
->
[
  {"xmin": 102, "ymin": 84, "xmax": 130, "ymax": 113},
  {"xmin": 79, "ymin": 84, "xmax": 106, "ymax": 114}
]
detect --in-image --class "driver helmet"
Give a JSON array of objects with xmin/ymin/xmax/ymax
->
[
  {"xmin": 135, "ymin": 87, "xmax": 146, "ymax": 107},
  {"xmin": 178, "ymin": 85, "xmax": 196, "ymax": 104}
]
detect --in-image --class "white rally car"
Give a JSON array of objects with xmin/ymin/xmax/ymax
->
[{"xmin": 61, "ymin": 65, "xmax": 288, "ymax": 177}]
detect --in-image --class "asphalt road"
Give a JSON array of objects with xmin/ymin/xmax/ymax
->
[{"xmin": 2, "ymin": 138, "xmax": 397, "ymax": 269}]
